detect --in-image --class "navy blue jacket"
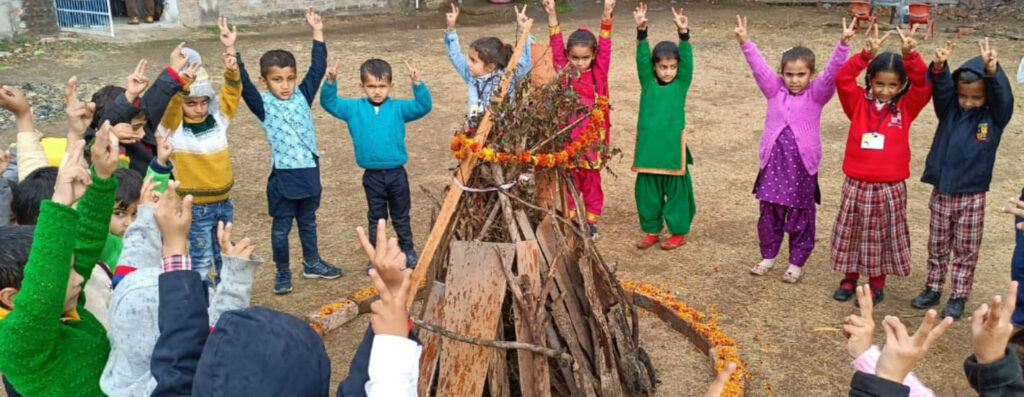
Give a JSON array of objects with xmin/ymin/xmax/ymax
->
[
  {"xmin": 964, "ymin": 350, "xmax": 1024, "ymax": 396},
  {"xmin": 922, "ymin": 56, "xmax": 1014, "ymax": 194},
  {"xmin": 150, "ymin": 271, "xmax": 331, "ymax": 397}
]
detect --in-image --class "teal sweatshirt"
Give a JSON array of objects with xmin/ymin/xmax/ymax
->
[{"xmin": 320, "ymin": 81, "xmax": 432, "ymax": 169}]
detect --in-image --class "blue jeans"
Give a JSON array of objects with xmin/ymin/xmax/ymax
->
[
  {"xmin": 189, "ymin": 198, "xmax": 234, "ymax": 285},
  {"xmin": 1012, "ymin": 187, "xmax": 1024, "ymax": 325}
]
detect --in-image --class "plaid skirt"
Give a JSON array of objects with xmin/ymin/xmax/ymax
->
[{"xmin": 831, "ymin": 177, "xmax": 912, "ymax": 277}]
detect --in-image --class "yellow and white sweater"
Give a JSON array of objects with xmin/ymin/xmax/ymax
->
[{"xmin": 158, "ymin": 69, "xmax": 242, "ymax": 204}]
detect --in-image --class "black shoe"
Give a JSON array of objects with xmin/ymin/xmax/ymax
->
[
  {"xmin": 941, "ymin": 298, "xmax": 966, "ymax": 320},
  {"xmin": 911, "ymin": 288, "xmax": 942, "ymax": 309},
  {"xmin": 855, "ymin": 287, "xmax": 885, "ymax": 308},
  {"xmin": 833, "ymin": 279, "xmax": 857, "ymax": 302}
]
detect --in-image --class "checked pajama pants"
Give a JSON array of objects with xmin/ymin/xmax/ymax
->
[{"xmin": 925, "ymin": 189, "xmax": 986, "ymax": 300}]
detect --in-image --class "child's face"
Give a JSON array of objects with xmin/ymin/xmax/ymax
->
[
  {"xmin": 361, "ymin": 75, "xmax": 393, "ymax": 103},
  {"xmin": 781, "ymin": 59, "xmax": 815, "ymax": 95},
  {"xmin": 869, "ymin": 71, "xmax": 905, "ymax": 103},
  {"xmin": 568, "ymin": 45, "xmax": 595, "ymax": 73},
  {"xmin": 467, "ymin": 49, "xmax": 497, "ymax": 78},
  {"xmin": 654, "ymin": 58, "xmax": 679, "ymax": 84},
  {"xmin": 112, "ymin": 114, "xmax": 147, "ymax": 138},
  {"xmin": 260, "ymin": 66, "xmax": 299, "ymax": 100},
  {"xmin": 957, "ymin": 80, "xmax": 987, "ymax": 110},
  {"xmin": 183, "ymin": 97, "xmax": 211, "ymax": 120},
  {"xmin": 110, "ymin": 201, "xmax": 138, "ymax": 237}
]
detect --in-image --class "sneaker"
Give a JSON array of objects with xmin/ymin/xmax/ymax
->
[
  {"xmin": 911, "ymin": 288, "xmax": 942, "ymax": 309},
  {"xmin": 405, "ymin": 250, "xmax": 418, "ymax": 269},
  {"xmin": 941, "ymin": 298, "xmax": 966, "ymax": 320},
  {"xmin": 833, "ymin": 279, "xmax": 856, "ymax": 302},
  {"xmin": 273, "ymin": 270, "xmax": 292, "ymax": 295},
  {"xmin": 660, "ymin": 235, "xmax": 686, "ymax": 250},
  {"xmin": 856, "ymin": 287, "xmax": 885, "ymax": 307},
  {"xmin": 588, "ymin": 224, "xmax": 600, "ymax": 242},
  {"xmin": 303, "ymin": 258, "xmax": 344, "ymax": 279},
  {"xmin": 636, "ymin": 234, "xmax": 659, "ymax": 249}
]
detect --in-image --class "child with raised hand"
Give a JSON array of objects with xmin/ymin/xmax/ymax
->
[
  {"xmin": 737, "ymin": 16, "xmax": 853, "ymax": 283},
  {"xmin": 320, "ymin": 58, "xmax": 432, "ymax": 269},
  {"xmin": 830, "ymin": 24, "xmax": 932, "ymax": 307},
  {"xmin": 0, "ymin": 119, "xmax": 121, "ymax": 396},
  {"xmin": 543, "ymin": 0, "xmax": 615, "ymax": 239},
  {"xmin": 157, "ymin": 17, "xmax": 244, "ymax": 287},
  {"xmin": 444, "ymin": 3, "xmax": 534, "ymax": 127},
  {"xmin": 237, "ymin": 7, "xmax": 342, "ymax": 295},
  {"xmin": 910, "ymin": 38, "xmax": 1014, "ymax": 320},
  {"xmin": 631, "ymin": 3, "xmax": 695, "ymax": 251}
]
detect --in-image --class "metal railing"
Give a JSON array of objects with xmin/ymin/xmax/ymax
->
[{"xmin": 54, "ymin": 0, "xmax": 115, "ymax": 37}]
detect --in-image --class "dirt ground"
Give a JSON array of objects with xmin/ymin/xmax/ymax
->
[{"xmin": 3, "ymin": 1, "xmax": 1024, "ymax": 395}]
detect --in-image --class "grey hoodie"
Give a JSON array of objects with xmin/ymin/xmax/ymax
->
[{"xmin": 100, "ymin": 204, "xmax": 263, "ymax": 397}]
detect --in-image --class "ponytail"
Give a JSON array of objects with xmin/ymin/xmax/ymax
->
[{"xmin": 471, "ymin": 37, "xmax": 513, "ymax": 70}]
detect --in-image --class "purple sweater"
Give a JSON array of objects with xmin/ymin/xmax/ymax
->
[{"xmin": 741, "ymin": 40, "xmax": 850, "ymax": 175}]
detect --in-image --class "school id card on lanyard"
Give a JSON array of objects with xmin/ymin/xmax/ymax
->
[{"xmin": 860, "ymin": 105, "xmax": 890, "ymax": 151}]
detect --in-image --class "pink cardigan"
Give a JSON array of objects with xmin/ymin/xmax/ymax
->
[
  {"xmin": 741, "ymin": 40, "xmax": 850, "ymax": 175},
  {"xmin": 854, "ymin": 345, "xmax": 935, "ymax": 397}
]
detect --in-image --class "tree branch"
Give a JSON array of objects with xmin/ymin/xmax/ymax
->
[{"xmin": 411, "ymin": 315, "xmax": 574, "ymax": 363}]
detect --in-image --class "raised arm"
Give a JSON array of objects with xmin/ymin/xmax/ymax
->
[
  {"xmin": 636, "ymin": 37, "xmax": 654, "ymax": 86},
  {"xmin": 595, "ymin": 16, "xmax": 613, "ymax": 76},
  {"xmin": 543, "ymin": 0, "xmax": 568, "ymax": 70},
  {"xmin": 898, "ymin": 51, "xmax": 932, "ymax": 122},
  {"xmin": 236, "ymin": 53, "xmax": 266, "ymax": 122},
  {"xmin": 141, "ymin": 43, "xmax": 189, "ymax": 143},
  {"xmin": 220, "ymin": 60, "xmax": 243, "ymax": 120},
  {"xmin": 979, "ymin": 38, "xmax": 1014, "ymax": 129},
  {"xmin": 811, "ymin": 40, "xmax": 853, "ymax": 104},
  {"xmin": 511, "ymin": 4, "xmax": 534, "ymax": 84},
  {"xmin": 444, "ymin": 4, "xmax": 472, "ymax": 83},
  {"xmin": 75, "ymin": 125, "xmax": 121, "ymax": 284},
  {"xmin": 929, "ymin": 55, "xmax": 956, "ymax": 120},
  {"xmin": 739, "ymin": 40, "xmax": 781, "ymax": 98},
  {"xmin": 836, "ymin": 50, "xmax": 872, "ymax": 119},
  {"xmin": 673, "ymin": 7, "xmax": 693, "ymax": 92},
  {"xmin": 299, "ymin": 40, "xmax": 328, "ymax": 106}
]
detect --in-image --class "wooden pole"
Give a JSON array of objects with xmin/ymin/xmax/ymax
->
[{"xmin": 405, "ymin": 20, "xmax": 535, "ymax": 309}]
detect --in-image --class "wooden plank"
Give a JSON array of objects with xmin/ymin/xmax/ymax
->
[
  {"xmin": 488, "ymin": 324, "xmax": 512, "ymax": 397},
  {"xmin": 406, "ymin": 21, "xmax": 535, "ymax": 310},
  {"xmin": 535, "ymin": 216, "xmax": 594, "ymax": 360},
  {"xmin": 531, "ymin": 43, "xmax": 555, "ymax": 86},
  {"xmin": 417, "ymin": 281, "xmax": 447, "ymax": 397},
  {"xmin": 608, "ymin": 304, "xmax": 652, "ymax": 394},
  {"xmin": 515, "ymin": 210, "xmax": 537, "ymax": 241},
  {"xmin": 435, "ymin": 241, "xmax": 515, "ymax": 397},
  {"xmin": 306, "ymin": 299, "xmax": 359, "ymax": 336},
  {"xmin": 514, "ymin": 240, "xmax": 551, "ymax": 397},
  {"xmin": 577, "ymin": 256, "xmax": 624, "ymax": 396}
]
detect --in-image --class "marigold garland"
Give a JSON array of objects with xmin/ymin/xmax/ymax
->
[
  {"xmin": 450, "ymin": 96, "xmax": 610, "ymax": 168},
  {"xmin": 621, "ymin": 281, "xmax": 748, "ymax": 397}
]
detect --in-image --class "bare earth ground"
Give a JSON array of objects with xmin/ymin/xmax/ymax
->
[{"xmin": 2, "ymin": 2, "xmax": 1024, "ymax": 395}]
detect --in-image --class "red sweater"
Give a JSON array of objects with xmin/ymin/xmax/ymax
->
[{"xmin": 836, "ymin": 50, "xmax": 932, "ymax": 182}]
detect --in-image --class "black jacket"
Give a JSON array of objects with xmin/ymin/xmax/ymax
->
[
  {"xmin": 336, "ymin": 323, "xmax": 422, "ymax": 397},
  {"xmin": 86, "ymin": 68, "xmax": 183, "ymax": 176},
  {"xmin": 150, "ymin": 271, "xmax": 332, "ymax": 397},
  {"xmin": 964, "ymin": 350, "xmax": 1024, "ymax": 396},
  {"xmin": 921, "ymin": 56, "xmax": 1014, "ymax": 194},
  {"xmin": 848, "ymin": 371, "xmax": 910, "ymax": 397}
]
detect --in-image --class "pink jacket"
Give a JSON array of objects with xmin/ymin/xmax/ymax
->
[
  {"xmin": 741, "ymin": 40, "xmax": 850, "ymax": 175},
  {"xmin": 853, "ymin": 345, "xmax": 935, "ymax": 397},
  {"xmin": 550, "ymin": 20, "xmax": 612, "ymax": 168}
]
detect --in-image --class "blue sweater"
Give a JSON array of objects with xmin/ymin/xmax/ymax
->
[{"xmin": 320, "ymin": 81, "xmax": 432, "ymax": 169}]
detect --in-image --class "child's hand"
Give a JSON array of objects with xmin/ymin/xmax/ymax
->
[
  {"xmin": 841, "ymin": 17, "xmax": 855, "ymax": 46},
  {"xmin": 701, "ymin": 362, "xmax": 737, "ymax": 397},
  {"xmin": 671, "ymin": 7, "xmax": 688, "ymax": 33},
  {"xmin": 218, "ymin": 221, "xmax": 255, "ymax": 259},
  {"xmin": 979, "ymin": 37, "xmax": 998, "ymax": 76},
  {"xmin": 896, "ymin": 25, "xmax": 918, "ymax": 56},
  {"xmin": 223, "ymin": 51, "xmax": 238, "ymax": 72},
  {"xmin": 218, "ymin": 17, "xmax": 238, "ymax": 53},
  {"xmin": 51, "ymin": 140, "xmax": 91, "ymax": 206},
  {"xmin": 633, "ymin": 3, "xmax": 648, "ymax": 29},
  {"xmin": 602, "ymin": 0, "xmax": 615, "ymax": 20},
  {"xmin": 357, "ymin": 218, "xmax": 409, "ymax": 298},
  {"xmin": 180, "ymin": 62, "xmax": 201, "ymax": 85},
  {"xmin": 368, "ymin": 262, "xmax": 414, "ymax": 337},
  {"xmin": 1001, "ymin": 198, "xmax": 1024, "ymax": 231},
  {"xmin": 843, "ymin": 285, "xmax": 876, "ymax": 359},
  {"xmin": 515, "ymin": 4, "xmax": 532, "ymax": 32},
  {"xmin": 542, "ymin": 0, "xmax": 556, "ymax": 16},
  {"xmin": 139, "ymin": 174, "xmax": 162, "ymax": 207},
  {"xmin": 0, "ymin": 85, "xmax": 30, "ymax": 117},
  {"xmin": 971, "ymin": 281, "xmax": 1018, "ymax": 364},
  {"xmin": 875, "ymin": 311, "xmax": 953, "ymax": 384},
  {"xmin": 155, "ymin": 181, "xmax": 193, "ymax": 257},
  {"xmin": 446, "ymin": 3, "xmax": 459, "ymax": 31},
  {"xmin": 91, "ymin": 121, "xmax": 121, "ymax": 179},
  {"xmin": 326, "ymin": 58, "xmax": 340, "ymax": 82},
  {"xmin": 125, "ymin": 59, "xmax": 151, "ymax": 103},
  {"xmin": 406, "ymin": 60, "xmax": 420, "ymax": 85},
  {"xmin": 734, "ymin": 15, "xmax": 748, "ymax": 44},
  {"xmin": 933, "ymin": 40, "xmax": 955, "ymax": 69},
  {"xmin": 64, "ymin": 76, "xmax": 96, "ymax": 141},
  {"xmin": 169, "ymin": 42, "xmax": 188, "ymax": 72},
  {"xmin": 306, "ymin": 7, "xmax": 324, "ymax": 41},
  {"xmin": 156, "ymin": 130, "xmax": 174, "ymax": 167},
  {"xmin": 865, "ymin": 23, "xmax": 891, "ymax": 56}
]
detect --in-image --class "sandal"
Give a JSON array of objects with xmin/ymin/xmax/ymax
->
[
  {"xmin": 781, "ymin": 265, "xmax": 802, "ymax": 283},
  {"xmin": 749, "ymin": 259, "xmax": 776, "ymax": 276}
]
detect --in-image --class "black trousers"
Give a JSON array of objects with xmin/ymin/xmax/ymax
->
[{"xmin": 363, "ymin": 167, "xmax": 414, "ymax": 252}]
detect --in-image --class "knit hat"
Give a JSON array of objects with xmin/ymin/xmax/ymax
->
[
  {"xmin": 187, "ymin": 67, "xmax": 215, "ymax": 100},
  {"xmin": 182, "ymin": 47, "xmax": 203, "ymax": 70}
]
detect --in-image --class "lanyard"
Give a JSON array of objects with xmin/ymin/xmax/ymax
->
[{"xmin": 473, "ymin": 74, "xmax": 501, "ymax": 111}]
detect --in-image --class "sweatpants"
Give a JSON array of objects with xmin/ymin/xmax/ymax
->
[
  {"xmin": 567, "ymin": 168, "xmax": 603, "ymax": 225},
  {"xmin": 758, "ymin": 201, "xmax": 816, "ymax": 266},
  {"xmin": 635, "ymin": 172, "xmax": 696, "ymax": 235},
  {"xmin": 363, "ymin": 166, "xmax": 414, "ymax": 252}
]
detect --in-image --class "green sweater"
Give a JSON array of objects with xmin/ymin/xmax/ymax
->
[
  {"xmin": 632, "ymin": 38, "xmax": 694, "ymax": 175},
  {"xmin": 0, "ymin": 169, "xmax": 116, "ymax": 397}
]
